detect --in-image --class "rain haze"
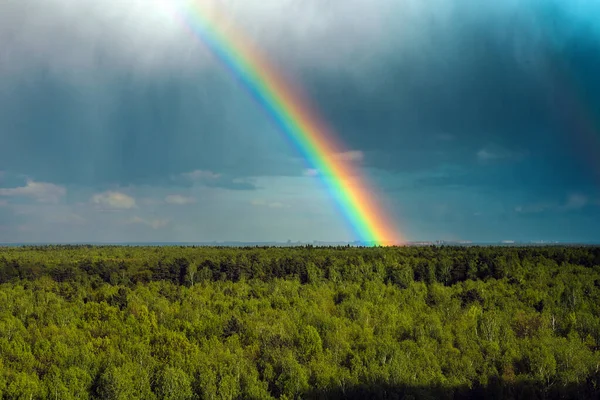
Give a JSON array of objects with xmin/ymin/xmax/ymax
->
[{"xmin": 1, "ymin": 0, "xmax": 600, "ymax": 243}]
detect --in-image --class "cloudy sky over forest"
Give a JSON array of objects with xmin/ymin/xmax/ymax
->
[{"xmin": 1, "ymin": 0, "xmax": 600, "ymax": 243}]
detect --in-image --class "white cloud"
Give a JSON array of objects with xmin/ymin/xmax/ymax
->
[
  {"xmin": 251, "ymin": 199, "xmax": 289, "ymax": 208},
  {"xmin": 436, "ymin": 133, "xmax": 455, "ymax": 141},
  {"xmin": 331, "ymin": 150, "xmax": 364, "ymax": 163},
  {"xmin": 0, "ymin": 180, "xmax": 66, "ymax": 203},
  {"xmin": 515, "ymin": 193, "xmax": 591, "ymax": 214},
  {"xmin": 0, "ymin": 0, "xmax": 404, "ymax": 79},
  {"xmin": 302, "ymin": 151, "xmax": 363, "ymax": 177},
  {"xmin": 182, "ymin": 170, "xmax": 221, "ymax": 181},
  {"xmin": 17, "ymin": 224, "xmax": 33, "ymax": 233},
  {"xmin": 476, "ymin": 146, "xmax": 526, "ymax": 163},
  {"xmin": 165, "ymin": 194, "xmax": 196, "ymax": 205},
  {"xmin": 2, "ymin": 0, "xmax": 595, "ymax": 90},
  {"xmin": 139, "ymin": 198, "xmax": 164, "ymax": 206},
  {"xmin": 476, "ymin": 149, "xmax": 503, "ymax": 162},
  {"xmin": 91, "ymin": 191, "xmax": 136, "ymax": 209},
  {"xmin": 46, "ymin": 212, "xmax": 86, "ymax": 225},
  {"xmin": 564, "ymin": 193, "xmax": 588, "ymax": 210},
  {"xmin": 232, "ymin": 177, "xmax": 250, "ymax": 184},
  {"xmin": 128, "ymin": 216, "xmax": 170, "ymax": 229},
  {"xmin": 514, "ymin": 203, "xmax": 555, "ymax": 214}
]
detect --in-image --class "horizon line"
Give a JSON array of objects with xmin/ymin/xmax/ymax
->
[{"xmin": 1, "ymin": 240, "xmax": 599, "ymax": 247}]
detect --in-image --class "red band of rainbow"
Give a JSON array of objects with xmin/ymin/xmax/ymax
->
[{"xmin": 176, "ymin": 0, "xmax": 403, "ymax": 245}]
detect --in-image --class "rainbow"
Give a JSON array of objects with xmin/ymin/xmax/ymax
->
[{"xmin": 173, "ymin": 0, "xmax": 402, "ymax": 245}]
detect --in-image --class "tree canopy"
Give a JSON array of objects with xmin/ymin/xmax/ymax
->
[{"xmin": 0, "ymin": 245, "xmax": 599, "ymax": 399}]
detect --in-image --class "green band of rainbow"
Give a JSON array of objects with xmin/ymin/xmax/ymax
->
[{"xmin": 176, "ymin": 0, "xmax": 402, "ymax": 245}]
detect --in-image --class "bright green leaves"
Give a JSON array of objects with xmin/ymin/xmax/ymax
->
[{"xmin": 0, "ymin": 246, "xmax": 599, "ymax": 398}]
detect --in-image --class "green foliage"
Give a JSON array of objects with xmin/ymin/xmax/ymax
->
[
  {"xmin": 0, "ymin": 245, "xmax": 599, "ymax": 398},
  {"xmin": 155, "ymin": 366, "xmax": 193, "ymax": 400}
]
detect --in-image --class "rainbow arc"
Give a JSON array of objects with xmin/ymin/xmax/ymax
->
[{"xmin": 175, "ymin": 0, "xmax": 403, "ymax": 245}]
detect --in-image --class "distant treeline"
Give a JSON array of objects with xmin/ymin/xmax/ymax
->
[
  {"xmin": 0, "ymin": 246, "xmax": 599, "ymax": 399},
  {"xmin": 2, "ymin": 245, "xmax": 600, "ymax": 287}
]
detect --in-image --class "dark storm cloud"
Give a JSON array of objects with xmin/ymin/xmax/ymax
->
[
  {"xmin": 408, "ymin": 157, "xmax": 598, "ymax": 196},
  {"xmin": 2, "ymin": 0, "xmax": 599, "ymax": 189},
  {"xmin": 0, "ymin": 69, "xmax": 303, "ymax": 186},
  {"xmin": 298, "ymin": 1, "xmax": 600, "ymax": 187}
]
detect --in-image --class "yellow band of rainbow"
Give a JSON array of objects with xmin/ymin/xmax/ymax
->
[{"xmin": 176, "ymin": 0, "xmax": 403, "ymax": 245}]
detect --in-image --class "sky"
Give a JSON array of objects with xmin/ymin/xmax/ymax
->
[{"xmin": 1, "ymin": 0, "xmax": 600, "ymax": 243}]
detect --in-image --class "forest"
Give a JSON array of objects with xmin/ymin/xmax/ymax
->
[{"xmin": 1, "ymin": 245, "xmax": 600, "ymax": 399}]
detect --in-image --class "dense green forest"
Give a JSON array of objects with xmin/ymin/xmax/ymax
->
[{"xmin": 1, "ymin": 245, "xmax": 600, "ymax": 399}]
